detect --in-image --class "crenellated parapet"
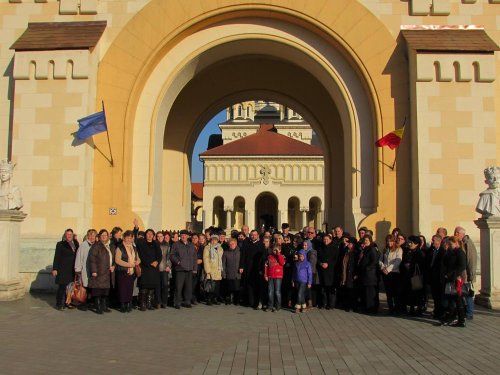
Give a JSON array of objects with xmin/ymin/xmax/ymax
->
[
  {"xmin": 8, "ymin": 0, "xmax": 98, "ymax": 15},
  {"xmin": 13, "ymin": 50, "xmax": 90, "ymax": 80},
  {"xmin": 415, "ymin": 54, "xmax": 496, "ymax": 82}
]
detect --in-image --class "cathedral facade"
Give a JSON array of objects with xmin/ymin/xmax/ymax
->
[{"xmin": 199, "ymin": 101, "xmax": 325, "ymax": 232}]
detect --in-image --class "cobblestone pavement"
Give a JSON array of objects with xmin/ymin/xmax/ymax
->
[{"xmin": 1, "ymin": 294, "xmax": 499, "ymax": 374}]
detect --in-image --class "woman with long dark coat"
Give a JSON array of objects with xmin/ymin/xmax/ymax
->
[
  {"xmin": 88, "ymin": 229, "xmax": 115, "ymax": 314},
  {"xmin": 405, "ymin": 235, "xmax": 426, "ymax": 315},
  {"xmin": 318, "ymin": 234, "xmax": 339, "ymax": 309},
  {"xmin": 52, "ymin": 228, "xmax": 79, "ymax": 310},
  {"xmin": 357, "ymin": 235, "xmax": 379, "ymax": 314},
  {"xmin": 136, "ymin": 229, "xmax": 162, "ymax": 311},
  {"xmin": 440, "ymin": 236, "xmax": 467, "ymax": 327}
]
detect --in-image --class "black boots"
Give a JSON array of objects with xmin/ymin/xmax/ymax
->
[
  {"xmin": 120, "ymin": 303, "xmax": 127, "ymax": 313},
  {"xmin": 139, "ymin": 289, "xmax": 148, "ymax": 311},
  {"xmin": 94, "ymin": 297, "xmax": 103, "ymax": 315},
  {"xmin": 102, "ymin": 297, "xmax": 111, "ymax": 313},
  {"xmin": 147, "ymin": 289, "xmax": 155, "ymax": 310}
]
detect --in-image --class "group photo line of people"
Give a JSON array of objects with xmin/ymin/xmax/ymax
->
[{"xmin": 51, "ymin": 220, "xmax": 477, "ymax": 328}]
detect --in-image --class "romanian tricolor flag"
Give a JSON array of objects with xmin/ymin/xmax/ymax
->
[{"xmin": 375, "ymin": 127, "xmax": 405, "ymax": 150}]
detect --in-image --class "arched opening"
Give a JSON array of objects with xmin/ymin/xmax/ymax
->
[
  {"xmin": 213, "ymin": 196, "xmax": 225, "ymax": 229},
  {"xmin": 288, "ymin": 197, "xmax": 301, "ymax": 232},
  {"xmin": 308, "ymin": 197, "xmax": 322, "ymax": 230},
  {"xmin": 232, "ymin": 196, "xmax": 246, "ymax": 230},
  {"xmin": 94, "ymin": 3, "xmax": 409, "ymax": 235},
  {"xmin": 255, "ymin": 192, "xmax": 278, "ymax": 231}
]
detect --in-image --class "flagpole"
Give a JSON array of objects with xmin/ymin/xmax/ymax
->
[
  {"xmin": 102, "ymin": 100, "xmax": 114, "ymax": 167},
  {"xmin": 390, "ymin": 116, "xmax": 407, "ymax": 171},
  {"xmin": 93, "ymin": 144, "xmax": 113, "ymax": 166}
]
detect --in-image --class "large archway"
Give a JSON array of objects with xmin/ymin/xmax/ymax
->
[{"xmin": 94, "ymin": 1, "xmax": 409, "ymax": 235}]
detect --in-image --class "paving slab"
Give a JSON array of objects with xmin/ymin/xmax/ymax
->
[{"xmin": 0, "ymin": 294, "xmax": 499, "ymax": 374}]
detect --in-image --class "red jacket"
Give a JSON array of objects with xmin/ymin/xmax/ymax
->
[{"xmin": 265, "ymin": 254, "xmax": 285, "ymax": 279}]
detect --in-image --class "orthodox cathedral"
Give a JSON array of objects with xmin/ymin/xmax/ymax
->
[{"xmin": 198, "ymin": 101, "xmax": 324, "ymax": 232}]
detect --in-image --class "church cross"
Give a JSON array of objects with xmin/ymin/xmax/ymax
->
[{"xmin": 260, "ymin": 166, "xmax": 271, "ymax": 185}]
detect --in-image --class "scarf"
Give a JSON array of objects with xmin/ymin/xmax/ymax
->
[{"xmin": 209, "ymin": 243, "xmax": 223, "ymax": 272}]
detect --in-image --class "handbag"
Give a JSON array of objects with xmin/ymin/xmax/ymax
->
[
  {"xmin": 71, "ymin": 277, "xmax": 87, "ymax": 304},
  {"xmin": 134, "ymin": 251, "xmax": 141, "ymax": 277},
  {"xmin": 444, "ymin": 281, "xmax": 457, "ymax": 295},
  {"xmin": 135, "ymin": 264, "xmax": 142, "ymax": 277},
  {"xmin": 202, "ymin": 271, "xmax": 215, "ymax": 294},
  {"xmin": 410, "ymin": 264, "xmax": 423, "ymax": 291}
]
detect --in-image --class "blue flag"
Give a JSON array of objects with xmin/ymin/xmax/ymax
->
[{"xmin": 76, "ymin": 110, "xmax": 107, "ymax": 140}]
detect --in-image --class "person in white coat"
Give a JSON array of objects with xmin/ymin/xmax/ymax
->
[{"xmin": 74, "ymin": 229, "xmax": 97, "ymax": 310}]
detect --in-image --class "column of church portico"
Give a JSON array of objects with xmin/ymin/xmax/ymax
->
[
  {"xmin": 247, "ymin": 210, "xmax": 255, "ymax": 230},
  {"xmin": 300, "ymin": 207, "xmax": 308, "ymax": 229},
  {"xmin": 204, "ymin": 209, "xmax": 213, "ymax": 229},
  {"xmin": 280, "ymin": 209, "xmax": 287, "ymax": 229},
  {"xmin": 224, "ymin": 206, "xmax": 233, "ymax": 231}
]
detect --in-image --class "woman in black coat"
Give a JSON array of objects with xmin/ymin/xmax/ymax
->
[
  {"xmin": 405, "ymin": 236, "xmax": 426, "ymax": 315},
  {"xmin": 440, "ymin": 236, "xmax": 467, "ymax": 327},
  {"xmin": 317, "ymin": 234, "xmax": 339, "ymax": 309},
  {"xmin": 357, "ymin": 235, "xmax": 378, "ymax": 314},
  {"xmin": 222, "ymin": 238, "xmax": 242, "ymax": 305},
  {"xmin": 88, "ymin": 229, "xmax": 114, "ymax": 314},
  {"xmin": 136, "ymin": 229, "xmax": 162, "ymax": 311},
  {"xmin": 52, "ymin": 228, "xmax": 79, "ymax": 310}
]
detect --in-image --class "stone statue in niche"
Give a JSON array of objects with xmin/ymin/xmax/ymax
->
[
  {"xmin": 0, "ymin": 159, "xmax": 23, "ymax": 210},
  {"xmin": 476, "ymin": 166, "xmax": 500, "ymax": 218}
]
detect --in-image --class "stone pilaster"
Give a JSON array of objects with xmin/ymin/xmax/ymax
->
[
  {"xmin": 0, "ymin": 210, "xmax": 27, "ymax": 301},
  {"xmin": 474, "ymin": 217, "xmax": 500, "ymax": 309}
]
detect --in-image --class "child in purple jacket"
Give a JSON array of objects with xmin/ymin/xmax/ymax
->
[{"xmin": 292, "ymin": 250, "xmax": 312, "ymax": 313}]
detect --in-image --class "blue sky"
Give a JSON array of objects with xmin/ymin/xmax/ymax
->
[{"xmin": 191, "ymin": 110, "xmax": 226, "ymax": 182}]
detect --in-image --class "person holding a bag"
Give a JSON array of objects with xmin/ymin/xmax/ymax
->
[
  {"xmin": 52, "ymin": 228, "xmax": 79, "ymax": 310},
  {"xmin": 405, "ymin": 236, "xmax": 425, "ymax": 316},
  {"xmin": 74, "ymin": 228, "xmax": 97, "ymax": 310},
  {"xmin": 203, "ymin": 234, "xmax": 224, "ymax": 305},
  {"xmin": 115, "ymin": 230, "xmax": 141, "ymax": 313},
  {"xmin": 440, "ymin": 236, "xmax": 467, "ymax": 327},
  {"xmin": 88, "ymin": 229, "xmax": 115, "ymax": 314}
]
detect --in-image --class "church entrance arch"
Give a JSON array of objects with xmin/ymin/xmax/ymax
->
[
  {"xmin": 95, "ymin": 1, "xmax": 408, "ymax": 235},
  {"xmin": 256, "ymin": 193, "xmax": 278, "ymax": 231}
]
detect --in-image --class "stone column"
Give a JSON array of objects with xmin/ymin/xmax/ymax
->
[
  {"xmin": 247, "ymin": 209, "xmax": 255, "ymax": 230},
  {"xmin": 300, "ymin": 206, "xmax": 308, "ymax": 229},
  {"xmin": 474, "ymin": 217, "xmax": 500, "ymax": 309},
  {"xmin": 224, "ymin": 206, "xmax": 233, "ymax": 231},
  {"xmin": 0, "ymin": 210, "xmax": 27, "ymax": 301}
]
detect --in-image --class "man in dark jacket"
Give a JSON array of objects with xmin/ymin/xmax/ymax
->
[
  {"xmin": 170, "ymin": 229, "xmax": 197, "ymax": 308},
  {"xmin": 240, "ymin": 230, "xmax": 265, "ymax": 308},
  {"xmin": 52, "ymin": 228, "xmax": 79, "ymax": 310},
  {"xmin": 318, "ymin": 234, "xmax": 340, "ymax": 309},
  {"xmin": 454, "ymin": 226, "xmax": 477, "ymax": 320}
]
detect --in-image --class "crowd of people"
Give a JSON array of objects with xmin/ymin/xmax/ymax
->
[{"xmin": 52, "ymin": 221, "xmax": 477, "ymax": 327}]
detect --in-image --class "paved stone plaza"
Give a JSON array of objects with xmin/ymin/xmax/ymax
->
[{"xmin": 0, "ymin": 294, "xmax": 499, "ymax": 374}]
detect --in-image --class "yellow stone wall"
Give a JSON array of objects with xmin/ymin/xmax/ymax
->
[{"xmin": 0, "ymin": 0, "xmax": 497, "ymax": 246}]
